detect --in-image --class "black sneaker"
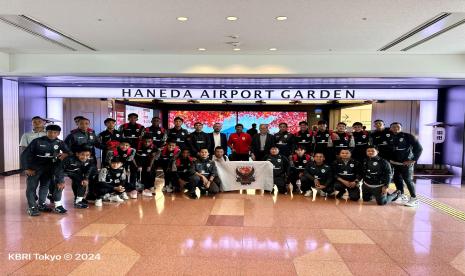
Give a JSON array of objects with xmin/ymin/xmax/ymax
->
[
  {"xmin": 74, "ymin": 201, "xmax": 89, "ymax": 209},
  {"xmin": 187, "ymin": 192, "xmax": 198, "ymax": 199},
  {"xmin": 27, "ymin": 206, "xmax": 40, "ymax": 216},
  {"xmin": 47, "ymin": 193, "xmax": 55, "ymax": 203},
  {"xmin": 81, "ymin": 198, "xmax": 89, "ymax": 204},
  {"xmin": 38, "ymin": 203, "xmax": 53, "ymax": 212},
  {"xmin": 54, "ymin": 205, "xmax": 68, "ymax": 214}
]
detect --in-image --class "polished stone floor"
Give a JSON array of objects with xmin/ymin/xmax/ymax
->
[{"xmin": 1, "ymin": 175, "xmax": 465, "ymax": 275}]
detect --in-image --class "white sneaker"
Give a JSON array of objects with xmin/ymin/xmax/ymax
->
[
  {"xmin": 95, "ymin": 199, "xmax": 103, "ymax": 207},
  {"xmin": 110, "ymin": 194, "xmax": 124, "ymax": 203},
  {"xmin": 304, "ymin": 190, "xmax": 312, "ymax": 197},
  {"xmin": 195, "ymin": 187, "xmax": 201, "ymax": 199},
  {"xmin": 288, "ymin": 184, "xmax": 294, "ymax": 194},
  {"xmin": 404, "ymin": 197, "xmax": 419, "ymax": 207},
  {"xmin": 319, "ymin": 190, "xmax": 327, "ymax": 197},
  {"xmin": 142, "ymin": 189, "xmax": 153, "ymax": 197},
  {"xmin": 102, "ymin": 193, "xmax": 111, "ymax": 201},
  {"xmin": 130, "ymin": 190, "xmax": 138, "ymax": 199},
  {"xmin": 150, "ymin": 187, "xmax": 156, "ymax": 195},
  {"xmin": 120, "ymin": 192, "xmax": 129, "ymax": 200},
  {"xmin": 396, "ymin": 194, "xmax": 409, "ymax": 203},
  {"xmin": 165, "ymin": 185, "xmax": 174, "ymax": 193}
]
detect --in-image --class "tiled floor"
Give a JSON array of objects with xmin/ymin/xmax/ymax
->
[{"xmin": 1, "ymin": 174, "xmax": 465, "ymax": 275}]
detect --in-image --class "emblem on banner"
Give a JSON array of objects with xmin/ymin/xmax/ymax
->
[{"xmin": 236, "ymin": 166, "xmax": 256, "ymax": 185}]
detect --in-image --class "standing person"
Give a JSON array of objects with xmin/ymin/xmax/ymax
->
[
  {"xmin": 312, "ymin": 120, "xmax": 333, "ymax": 161},
  {"xmin": 370, "ymin": 119, "xmax": 392, "ymax": 160},
  {"xmin": 134, "ymin": 136, "xmax": 157, "ymax": 197},
  {"xmin": 333, "ymin": 149, "xmax": 362, "ymax": 201},
  {"xmin": 167, "ymin": 116, "xmax": 189, "ymax": 151},
  {"xmin": 194, "ymin": 148, "xmax": 220, "ymax": 196},
  {"xmin": 362, "ymin": 146, "xmax": 399, "ymax": 205},
  {"xmin": 64, "ymin": 117, "xmax": 98, "ymax": 164},
  {"xmin": 331, "ymin": 122, "xmax": 355, "ymax": 157},
  {"xmin": 351, "ymin": 122, "xmax": 370, "ymax": 163},
  {"xmin": 119, "ymin": 113, "xmax": 145, "ymax": 149},
  {"xmin": 106, "ymin": 139, "xmax": 137, "ymax": 199},
  {"xmin": 21, "ymin": 125, "xmax": 70, "ymax": 216},
  {"xmin": 389, "ymin": 122, "xmax": 423, "ymax": 207},
  {"xmin": 251, "ymin": 124, "xmax": 275, "ymax": 161},
  {"xmin": 289, "ymin": 146, "xmax": 312, "ymax": 193},
  {"xmin": 20, "ymin": 116, "xmax": 47, "ymax": 151},
  {"xmin": 274, "ymin": 122, "xmax": 294, "ymax": 159},
  {"xmin": 154, "ymin": 140, "xmax": 180, "ymax": 193},
  {"xmin": 293, "ymin": 121, "xmax": 313, "ymax": 154},
  {"xmin": 189, "ymin": 122, "xmax": 211, "ymax": 158},
  {"xmin": 246, "ymin": 123, "xmax": 258, "ymax": 137},
  {"xmin": 228, "ymin": 124, "xmax": 252, "ymax": 161},
  {"xmin": 144, "ymin": 116, "xmax": 166, "ymax": 149},
  {"xmin": 94, "ymin": 157, "xmax": 127, "ymax": 207},
  {"xmin": 173, "ymin": 149, "xmax": 199, "ymax": 199},
  {"xmin": 208, "ymin": 123, "xmax": 228, "ymax": 155},
  {"xmin": 264, "ymin": 146, "xmax": 290, "ymax": 194},
  {"xmin": 300, "ymin": 152, "xmax": 334, "ymax": 198},
  {"xmin": 96, "ymin": 118, "xmax": 122, "ymax": 167}
]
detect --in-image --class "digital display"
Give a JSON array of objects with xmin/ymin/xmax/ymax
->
[{"xmin": 237, "ymin": 112, "xmax": 308, "ymax": 133}]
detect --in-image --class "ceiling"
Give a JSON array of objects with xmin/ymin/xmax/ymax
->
[{"xmin": 1, "ymin": 0, "xmax": 465, "ymax": 54}]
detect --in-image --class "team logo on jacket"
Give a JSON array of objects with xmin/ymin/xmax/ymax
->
[
  {"xmin": 182, "ymin": 132, "xmax": 185, "ymax": 136},
  {"xmin": 147, "ymin": 149, "xmax": 152, "ymax": 153},
  {"xmin": 136, "ymin": 129, "xmax": 140, "ymax": 132},
  {"xmin": 326, "ymin": 134, "xmax": 329, "ymax": 137},
  {"xmin": 373, "ymin": 162, "xmax": 378, "ymax": 166},
  {"xmin": 307, "ymin": 134, "xmax": 310, "ymax": 137},
  {"xmin": 236, "ymin": 166, "xmax": 256, "ymax": 185},
  {"xmin": 400, "ymin": 138, "xmax": 404, "ymax": 142},
  {"xmin": 386, "ymin": 134, "xmax": 390, "ymax": 137},
  {"xmin": 303, "ymin": 160, "xmax": 307, "ymax": 163},
  {"xmin": 362, "ymin": 135, "xmax": 366, "ymax": 138},
  {"xmin": 116, "ymin": 134, "xmax": 120, "ymax": 137},
  {"xmin": 321, "ymin": 169, "xmax": 326, "ymax": 173},
  {"xmin": 206, "ymin": 163, "xmax": 211, "ymax": 167},
  {"xmin": 157, "ymin": 131, "xmax": 161, "ymax": 134},
  {"xmin": 53, "ymin": 145, "xmax": 59, "ymax": 149},
  {"xmin": 116, "ymin": 173, "xmax": 121, "ymax": 177},
  {"xmin": 284, "ymin": 135, "xmax": 288, "ymax": 138},
  {"xmin": 90, "ymin": 135, "xmax": 94, "ymax": 140},
  {"xmin": 277, "ymin": 159, "xmax": 282, "ymax": 162},
  {"xmin": 350, "ymin": 163, "xmax": 354, "ymax": 167}
]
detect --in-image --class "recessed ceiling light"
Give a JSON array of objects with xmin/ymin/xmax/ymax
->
[
  {"xmin": 269, "ymin": 48, "xmax": 277, "ymax": 51},
  {"xmin": 226, "ymin": 16, "xmax": 238, "ymax": 21},
  {"xmin": 177, "ymin": 16, "xmax": 188, "ymax": 21},
  {"xmin": 233, "ymin": 48, "xmax": 241, "ymax": 51},
  {"xmin": 276, "ymin": 16, "xmax": 288, "ymax": 21},
  {"xmin": 198, "ymin": 48, "xmax": 206, "ymax": 51}
]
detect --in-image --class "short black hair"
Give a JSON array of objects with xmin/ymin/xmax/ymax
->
[
  {"xmin": 75, "ymin": 145, "xmax": 92, "ymax": 153},
  {"xmin": 279, "ymin": 122, "xmax": 288, "ymax": 127},
  {"xmin": 214, "ymin": 146, "xmax": 224, "ymax": 151},
  {"xmin": 31, "ymin": 116, "xmax": 43, "ymax": 121},
  {"xmin": 152, "ymin": 116, "xmax": 160, "ymax": 120},
  {"xmin": 127, "ymin": 113, "xmax": 138, "ymax": 118},
  {"xmin": 235, "ymin": 124, "xmax": 244, "ymax": 128},
  {"xmin": 337, "ymin": 122, "xmax": 347, "ymax": 126},
  {"xmin": 390, "ymin": 122, "xmax": 402, "ymax": 127},
  {"xmin": 194, "ymin": 122, "xmax": 203, "ymax": 126},
  {"xmin": 46, "ymin": 125, "xmax": 61, "ymax": 131},
  {"xmin": 251, "ymin": 123, "xmax": 257, "ymax": 127},
  {"xmin": 366, "ymin": 145, "xmax": 379, "ymax": 151},
  {"xmin": 74, "ymin": 116, "xmax": 84, "ymax": 121},
  {"xmin": 317, "ymin": 120, "xmax": 327, "ymax": 125},
  {"xmin": 166, "ymin": 139, "xmax": 177, "ymax": 145},
  {"xmin": 104, "ymin": 118, "xmax": 116, "ymax": 124},
  {"xmin": 174, "ymin": 116, "xmax": 183, "ymax": 122},
  {"xmin": 299, "ymin": 121, "xmax": 308, "ymax": 126},
  {"xmin": 352, "ymin": 122, "xmax": 363, "ymax": 127},
  {"xmin": 374, "ymin": 119, "xmax": 384, "ymax": 123},
  {"xmin": 110, "ymin": 156, "xmax": 122, "ymax": 163}
]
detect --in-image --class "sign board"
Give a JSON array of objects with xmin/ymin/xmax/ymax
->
[{"xmin": 433, "ymin": 127, "xmax": 446, "ymax": 143}]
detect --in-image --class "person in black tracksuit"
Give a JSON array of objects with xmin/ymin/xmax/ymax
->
[
  {"xmin": 289, "ymin": 146, "xmax": 312, "ymax": 193},
  {"xmin": 135, "ymin": 136, "xmax": 157, "ymax": 196},
  {"xmin": 351, "ymin": 122, "xmax": 370, "ymax": 163},
  {"xmin": 118, "ymin": 113, "xmax": 145, "ymax": 149},
  {"xmin": 189, "ymin": 122, "xmax": 211, "ymax": 158},
  {"xmin": 312, "ymin": 120, "xmax": 333, "ymax": 161},
  {"xmin": 332, "ymin": 149, "xmax": 362, "ymax": 201},
  {"xmin": 173, "ymin": 149, "xmax": 199, "ymax": 199},
  {"xmin": 370, "ymin": 119, "xmax": 392, "ymax": 161},
  {"xmin": 300, "ymin": 152, "xmax": 334, "ymax": 197},
  {"xmin": 64, "ymin": 117, "xmax": 98, "ymax": 164},
  {"xmin": 144, "ymin": 116, "xmax": 166, "ymax": 149},
  {"xmin": 167, "ymin": 116, "xmax": 190, "ymax": 151},
  {"xmin": 330, "ymin": 122, "xmax": 355, "ymax": 159},
  {"xmin": 293, "ymin": 121, "xmax": 313, "ymax": 154},
  {"xmin": 94, "ymin": 157, "xmax": 127, "ymax": 206},
  {"xmin": 106, "ymin": 139, "xmax": 137, "ymax": 198},
  {"xmin": 21, "ymin": 125, "xmax": 71, "ymax": 216},
  {"xmin": 362, "ymin": 145, "xmax": 398, "ymax": 205},
  {"xmin": 388, "ymin": 122, "xmax": 423, "ymax": 207},
  {"xmin": 194, "ymin": 148, "xmax": 220, "ymax": 195},
  {"xmin": 274, "ymin": 122, "xmax": 294, "ymax": 159},
  {"xmin": 154, "ymin": 140, "xmax": 180, "ymax": 192},
  {"xmin": 264, "ymin": 146, "xmax": 290, "ymax": 194},
  {"xmin": 96, "ymin": 118, "xmax": 122, "ymax": 167}
]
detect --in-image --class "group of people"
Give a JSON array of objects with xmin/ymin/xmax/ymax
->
[{"xmin": 19, "ymin": 113, "xmax": 422, "ymax": 217}]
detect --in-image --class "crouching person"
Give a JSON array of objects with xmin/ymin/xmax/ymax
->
[
  {"xmin": 173, "ymin": 149, "xmax": 200, "ymax": 199},
  {"xmin": 301, "ymin": 152, "xmax": 334, "ymax": 197},
  {"xmin": 195, "ymin": 148, "xmax": 220, "ymax": 196},
  {"xmin": 362, "ymin": 146, "xmax": 399, "ymax": 205},
  {"xmin": 106, "ymin": 139, "xmax": 137, "ymax": 199},
  {"xmin": 332, "ymin": 149, "xmax": 362, "ymax": 201},
  {"xmin": 265, "ymin": 146, "xmax": 290, "ymax": 194},
  {"xmin": 289, "ymin": 146, "xmax": 312, "ymax": 193},
  {"xmin": 94, "ymin": 157, "xmax": 127, "ymax": 206}
]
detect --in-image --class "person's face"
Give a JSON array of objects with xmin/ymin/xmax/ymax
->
[
  {"xmin": 119, "ymin": 143, "xmax": 130, "ymax": 151},
  {"xmin": 235, "ymin": 125, "xmax": 243, "ymax": 133},
  {"xmin": 337, "ymin": 124, "xmax": 346, "ymax": 132},
  {"xmin": 128, "ymin": 116, "xmax": 138, "ymax": 124},
  {"xmin": 106, "ymin": 121, "xmax": 116, "ymax": 130},
  {"xmin": 46, "ymin": 130, "xmax": 60, "ymax": 140},
  {"xmin": 174, "ymin": 119, "xmax": 183, "ymax": 128},
  {"xmin": 78, "ymin": 120, "xmax": 90, "ymax": 131},
  {"xmin": 352, "ymin": 125, "xmax": 362, "ymax": 132},
  {"xmin": 144, "ymin": 139, "xmax": 152, "ymax": 147},
  {"xmin": 339, "ymin": 150, "xmax": 351, "ymax": 159},
  {"xmin": 32, "ymin": 118, "xmax": 44, "ymax": 129},
  {"xmin": 270, "ymin": 147, "xmax": 279, "ymax": 155},
  {"xmin": 296, "ymin": 148, "xmax": 305, "ymax": 157},
  {"xmin": 366, "ymin": 148, "xmax": 378, "ymax": 158},
  {"xmin": 200, "ymin": 149, "xmax": 209, "ymax": 159},
  {"xmin": 152, "ymin": 118, "xmax": 160, "ymax": 126},
  {"xmin": 314, "ymin": 153, "xmax": 325, "ymax": 164},
  {"xmin": 279, "ymin": 124, "xmax": 288, "ymax": 132},
  {"xmin": 318, "ymin": 124, "xmax": 327, "ymax": 131},
  {"xmin": 259, "ymin": 125, "xmax": 268, "ymax": 134},
  {"xmin": 77, "ymin": 151, "xmax": 91, "ymax": 162},
  {"xmin": 390, "ymin": 124, "xmax": 402, "ymax": 134},
  {"xmin": 167, "ymin": 143, "xmax": 176, "ymax": 151},
  {"xmin": 110, "ymin": 162, "xmax": 122, "ymax": 169},
  {"xmin": 214, "ymin": 148, "xmax": 224, "ymax": 157},
  {"xmin": 213, "ymin": 123, "xmax": 222, "ymax": 132},
  {"xmin": 74, "ymin": 119, "xmax": 80, "ymax": 126},
  {"xmin": 299, "ymin": 124, "xmax": 308, "ymax": 132},
  {"xmin": 194, "ymin": 123, "xmax": 203, "ymax": 132},
  {"xmin": 374, "ymin": 121, "xmax": 384, "ymax": 130},
  {"xmin": 181, "ymin": 150, "xmax": 190, "ymax": 158}
]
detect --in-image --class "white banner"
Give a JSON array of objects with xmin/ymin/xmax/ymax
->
[
  {"xmin": 47, "ymin": 87, "xmax": 438, "ymax": 101},
  {"xmin": 216, "ymin": 161, "xmax": 274, "ymax": 191}
]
